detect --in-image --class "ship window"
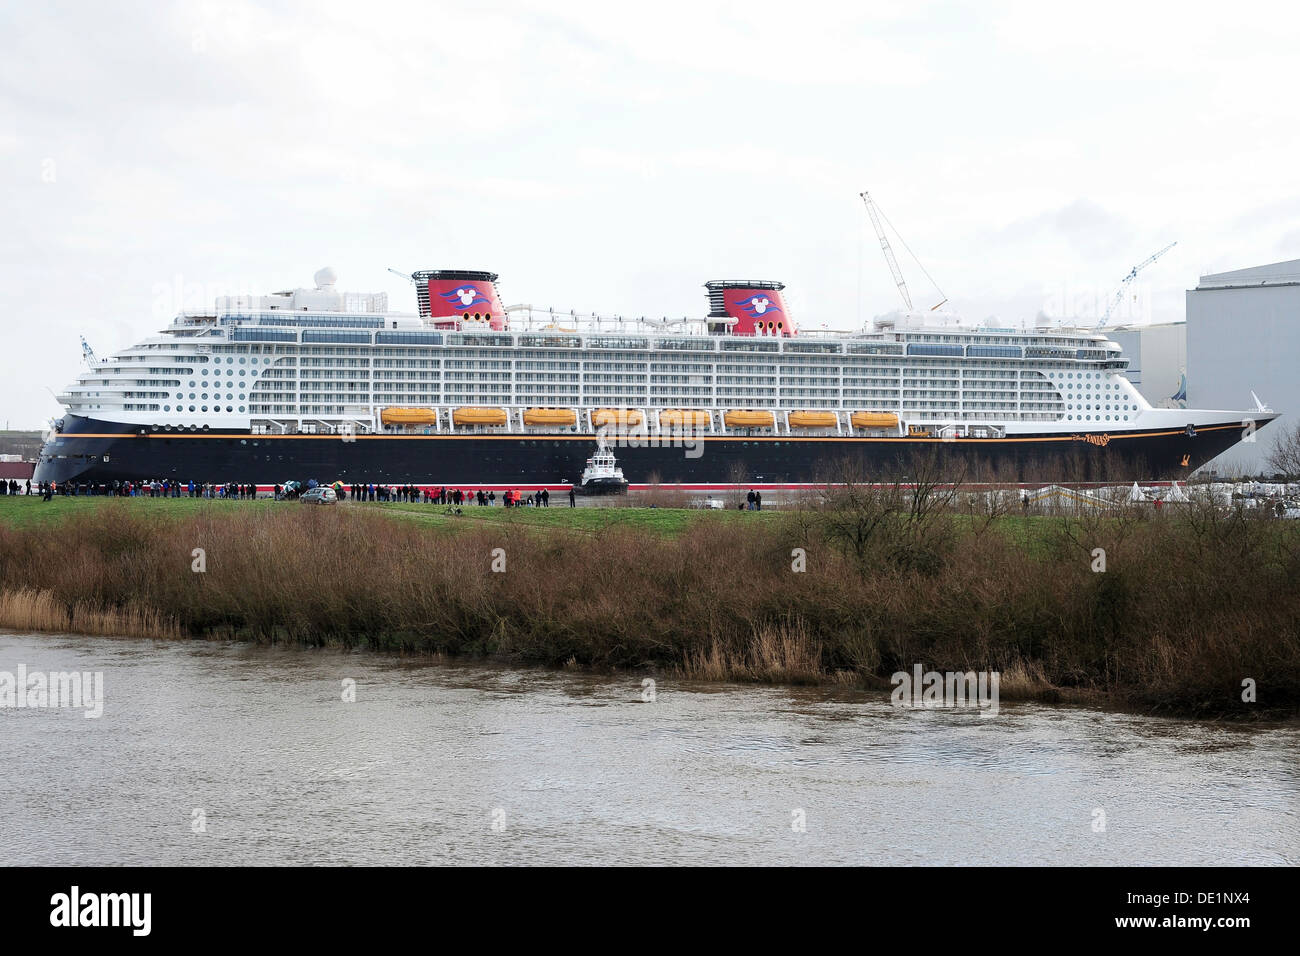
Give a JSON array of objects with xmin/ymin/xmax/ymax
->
[
  {"xmin": 188, "ymin": 405, "xmax": 195, "ymax": 412},
  {"xmin": 202, "ymin": 369, "xmax": 208, "ymax": 376},
  {"xmin": 201, "ymin": 406, "xmax": 208, "ymax": 412},
  {"xmin": 239, "ymin": 406, "xmax": 245, "ymax": 412},
  {"xmin": 164, "ymin": 405, "xmax": 170, "ymax": 411}
]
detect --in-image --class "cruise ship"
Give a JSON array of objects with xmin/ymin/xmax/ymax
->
[{"xmin": 34, "ymin": 267, "xmax": 1275, "ymax": 490}]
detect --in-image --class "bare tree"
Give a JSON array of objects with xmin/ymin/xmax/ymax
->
[
  {"xmin": 726, "ymin": 459, "xmax": 749, "ymax": 509},
  {"xmin": 1266, "ymin": 420, "xmax": 1300, "ymax": 479},
  {"xmin": 813, "ymin": 451, "xmax": 960, "ymax": 575}
]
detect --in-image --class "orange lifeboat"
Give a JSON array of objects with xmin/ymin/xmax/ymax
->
[
  {"xmin": 724, "ymin": 410, "xmax": 775, "ymax": 428},
  {"xmin": 788, "ymin": 410, "xmax": 838, "ymax": 428},
  {"xmin": 523, "ymin": 408, "xmax": 577, "ymax": 426},
  {"xmin": 852, "ymin": 412, "xmax": 900, "ymax": 429},
  {"xmin": 591, "ymin": 408, "xmax": 643, "ymax": 428},
  {"xmin": 659, "ymin": 409, "xmax": 711, "ymax": 428},
  {"xmin": 381, "ymin": 407, "xmax": 437, "ymax": 426},
  {"xmin": 453, "ymin": 407, "xmax": 508, "ymax": 426}
]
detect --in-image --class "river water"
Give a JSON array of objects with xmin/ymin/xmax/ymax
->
[{"xmin": 1, "ymin": 631, "xmax": 1295, "ymax": 866}]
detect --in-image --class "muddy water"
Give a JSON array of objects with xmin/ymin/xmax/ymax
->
[{"xmin": 0, "ymin": 632, "xmax": 1295, "ymax": 865}]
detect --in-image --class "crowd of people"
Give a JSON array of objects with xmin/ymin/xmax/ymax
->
[
  {"xmin": 12, "ymin": 477, "xmax": 579, "ymax": 507},
  {"xmin": 23, "ymin": 479, "xmax": 258, "ymax": 499},
  {"xmin": 337, "ymin": 484, "xmax": 564, "ymax": 507}
]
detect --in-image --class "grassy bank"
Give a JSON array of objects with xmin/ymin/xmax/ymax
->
[{"xmin": 0, "ymin": 495, "xmax": 1297, "ymax": 718}]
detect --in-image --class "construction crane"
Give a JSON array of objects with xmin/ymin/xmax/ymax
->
[
  {"xmin": 859, "ymin": 191, "xmax": 948, "ymax": 311},
  {"xmin": 1097, "ymin": 241, "xmax": 1177, "ymax": 328},
  {"xmin": 80, "ymin": 335, "xmax": 99, "ymax": 369},
  {"xmin": 860, "ymin": 191, "xmax": 912, "ymax": 311}
]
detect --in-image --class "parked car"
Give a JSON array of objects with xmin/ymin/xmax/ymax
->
[{"xmin": 299, "ymin": 487, "xmax": 337, "ymax": 505}]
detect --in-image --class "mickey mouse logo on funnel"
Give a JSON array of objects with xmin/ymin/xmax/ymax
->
[
  {"xmin": 733, "ymin": 294, "xmax": 781, "ymax": 318},
  {"xmin": 440, "ymin": 286, "xmax": 492, "ymax": 310},
  {"xmin": 412, "ymin": 269, "xmax": 508, "ymax": 330},
  {"xmin": 706, "ymin": 280, "xmax": 796, "ymax": 336}
]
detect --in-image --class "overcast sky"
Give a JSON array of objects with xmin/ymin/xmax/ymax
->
[{"xmin": 3, "ymin": 0, "xmax": 1298, "ymax": 427}]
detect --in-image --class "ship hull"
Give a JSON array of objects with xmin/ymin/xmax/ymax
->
[
  {"xmin": 578, "ymin": 478, "xmax": 630, "ymax": 495},
  {"xmin": 33, "ymin": 413, "xmax": 1274, "ymax": 489}
]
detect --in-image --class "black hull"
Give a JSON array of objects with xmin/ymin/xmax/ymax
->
[
  {"xmin": 34, "ymin": 414, "xmax": 1273, "ymax": 488},
  {"xmin": 578, "ymin": 479, "xmax": 629, "ymax": 496}
]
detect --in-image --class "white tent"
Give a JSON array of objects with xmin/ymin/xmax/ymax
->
[
  {"xmin": 1166, "ymin": 481, "xmax": 1190, "ymax": 502},
  {"xmin": 1128, "ymin": 481, "xmax": 1147, "ymax": 503},
  {"xmin": 1027, "ymin": 484, "xmax": 1113, "ymax": 511}
]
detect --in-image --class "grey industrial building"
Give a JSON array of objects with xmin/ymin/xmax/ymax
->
[
  {"xmin": 1108, "ymin": 322, "xmax": 1187, "ymax": 409},
  {"xmin": 1186, "ymin": 258, "xmax": 1300, "ymax": 475}
]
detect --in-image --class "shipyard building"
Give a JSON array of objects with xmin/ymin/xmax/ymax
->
[
  {"xmin": 1107, "ymin": 322, "xmax": 1187, "ymax": 409},
  {"xmin": 1185, "ymin": 259, "xmax": 1300, "ymax": 475}
]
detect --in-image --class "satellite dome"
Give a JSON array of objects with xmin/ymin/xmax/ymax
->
[{"xmin": 314, "ymin": 266, "xmax": 338, "ymax": 289}]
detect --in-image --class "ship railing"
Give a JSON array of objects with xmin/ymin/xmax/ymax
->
[
  {"xmin": 498, "ymin": 307, "xmax": 865, "ymax": 341},
  {"xmin": 504, "ymin": 305, "xmax": 709, "ymax": 336}
]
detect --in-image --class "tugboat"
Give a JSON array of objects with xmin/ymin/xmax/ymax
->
[{"xmin": 578, "ymin": 437, "xmax": 629, "ymax": 495}]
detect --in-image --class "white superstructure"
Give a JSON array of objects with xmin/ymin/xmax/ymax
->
[{"xmin": 57, "ymin": 269, "xmax": 1244, "ymax": 440}]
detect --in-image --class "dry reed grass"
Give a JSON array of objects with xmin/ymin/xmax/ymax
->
[
  {"xmin": 0, "ymin": 496, "xmax": 1296, "ymax": 716},
  {"xmin": 0, "ymin": 586, "xmax": 181, "ymax": 639}
]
